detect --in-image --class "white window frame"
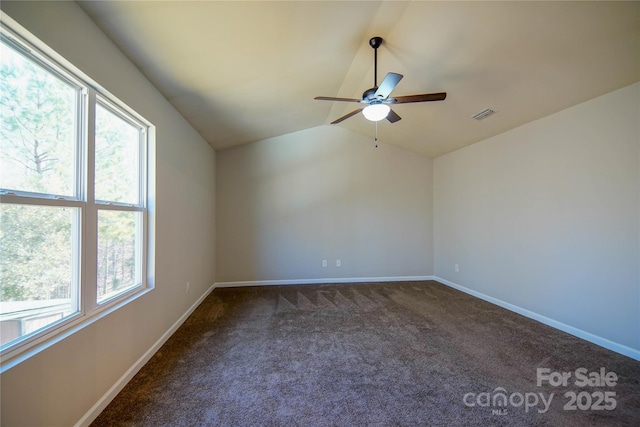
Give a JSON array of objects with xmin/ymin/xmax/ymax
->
[
  {"xmin": 0, "ymin": 15, "xmax": 155, "ymax": 372},
  {"xmin": 93, "ymin": 96, "xmax": 149, "ymax": 306}
]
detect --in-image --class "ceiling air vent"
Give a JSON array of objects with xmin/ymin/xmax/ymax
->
[{"xmin": 471, "ymin": 108, "xmax": 497, "ymax": 121}]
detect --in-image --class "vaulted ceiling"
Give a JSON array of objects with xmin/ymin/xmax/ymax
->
[{"xmin": 78, "ymin": 1, "xmax": 639, "ymax": 157}]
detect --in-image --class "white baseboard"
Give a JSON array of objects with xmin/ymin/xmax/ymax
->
[
  {"xmin": 215, "ymin": 275, "xmax": 435, "ymax": 288},
  {"xmin": 74, "ymin": 283, "xmax": 217, "ymax": 427},
  {"xmin": 433, "ymin": 276, "xmax": 640, "ymax": 362}
]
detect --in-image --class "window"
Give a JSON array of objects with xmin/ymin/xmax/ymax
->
[
  {"xmin": 94, "ymin": 100, "xmax": 147, "ymax": 304},
  {"xmin": 0, "ymin": 19, "xmax": 154, "ymax": 367}
]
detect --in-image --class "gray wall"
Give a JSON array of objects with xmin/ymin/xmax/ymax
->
[
  {"xmin": 434, "ymin": 82, "xmax": 640, "ymax": 351},
  {"xmin": 216, "ymin": 125, "xmax": 434, "ymax": 282},
  {"xmin": 0, "ymin": 2, "xmax": 216, "ymax": 426}
]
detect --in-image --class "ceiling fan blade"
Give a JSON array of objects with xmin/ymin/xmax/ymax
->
[
  {"xmin": 393, "ymin": 92, "xmax": 447, "ymax": 104},
  {"xmin": 374, "ymin": 72, "xmax": 403, "ymax": 99},
  {"xmin": 315, "ymin": 96, "xmax": 361, "ymax": 103},
  {"xmin": 386, "ymin": 109, "xmax": 401, "ymax": 123},
  {"xmin": 330, "ymin": 108, "xmax": 363, "ymax": 124}
]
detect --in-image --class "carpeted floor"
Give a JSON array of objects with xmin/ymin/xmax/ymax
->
[{"xmin": 91, "ymin": 281, "xmax": 640, "ymax": 426}]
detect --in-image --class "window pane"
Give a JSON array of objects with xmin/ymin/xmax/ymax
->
[
  {"xmin": 95, "ymin": 104, "xmax": 140, "ymax": 204},
  {"xmin": 0, "ymin": 204, "xmax": 79, "ymax": 348},
  {"xmin": 0, "ymin": 39, "xmax": 78, "ymax": 197},
  {"xmin": 97, "ymin": 210, "xmax": 141, "ymax": 303}
]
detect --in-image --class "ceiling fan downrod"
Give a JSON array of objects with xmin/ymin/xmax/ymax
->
[{"xmin": 369, "ymin": 36, "xmax": 383, "ymax": 88}]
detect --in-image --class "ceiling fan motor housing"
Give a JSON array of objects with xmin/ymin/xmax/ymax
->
[{"xmin": 362, "ymin": 87, "xmax": 379, "ymax": 102}]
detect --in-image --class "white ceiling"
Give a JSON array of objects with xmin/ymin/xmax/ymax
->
[{"xmin": 78, "ymin": 1, "xmax": 639, "ymax": 158}]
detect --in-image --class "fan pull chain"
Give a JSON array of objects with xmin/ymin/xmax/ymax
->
[{"xmin": 374, "ymin": 121, "xmax": 379, "ymax": 148}]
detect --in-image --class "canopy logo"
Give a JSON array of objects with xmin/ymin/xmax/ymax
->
[{"xmin": 462, "ymin": 387, "xmax": 553, "ymax": 415}]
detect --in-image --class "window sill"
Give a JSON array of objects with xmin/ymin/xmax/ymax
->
[{"xmin": 0, "ymin": 286, "xmax": 153, "ymax": 373}]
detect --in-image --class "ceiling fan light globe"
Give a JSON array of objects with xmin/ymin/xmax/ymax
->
[{"xmin": 362, "ymin": 103, "xmax": 390, "ymax": 121}]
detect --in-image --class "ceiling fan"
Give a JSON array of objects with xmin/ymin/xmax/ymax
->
[{"xmin": 315, "ymin": 36, "xmax": 447, "ymax": 124}]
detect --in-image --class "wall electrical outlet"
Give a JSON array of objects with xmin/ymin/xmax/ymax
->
[
  {"xmin": 322, "ymin": 260, "xmax": 328, "ymax": 268},
  {"xmin": 186, "ymin": 282, "xmax": 191, "ymax": 293},
  {"xmin": 455, "ymin": 264, "xmax": 459, "ymax": 273},
  {"xmin": 336, "ymin": 260, "xmax": 341, "ymax": 267}
]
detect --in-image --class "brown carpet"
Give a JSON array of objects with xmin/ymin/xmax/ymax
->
[{"xmin": 91, "ymin": 281, "xmax": 640, "ymax": 426}]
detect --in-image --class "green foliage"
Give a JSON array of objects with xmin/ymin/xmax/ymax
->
[
  {"xmin": 0, "ymin": 205, "xmax": 73, "ymax": 301},
  {"xmin": 97, "ymin": 210, "xmax": 137, "ymax": 299},
  {"xmin": 0, "ymin": 42, "xmax": 76, "ymax": 196},
  {"xmin": 95, "ymin": 104, "xmax": 140, "ymax": 204}
]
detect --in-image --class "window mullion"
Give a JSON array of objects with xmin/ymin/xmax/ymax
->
[{"xmin": 83, "ymin": 88, "xmax": 98, "ymax": 314}]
